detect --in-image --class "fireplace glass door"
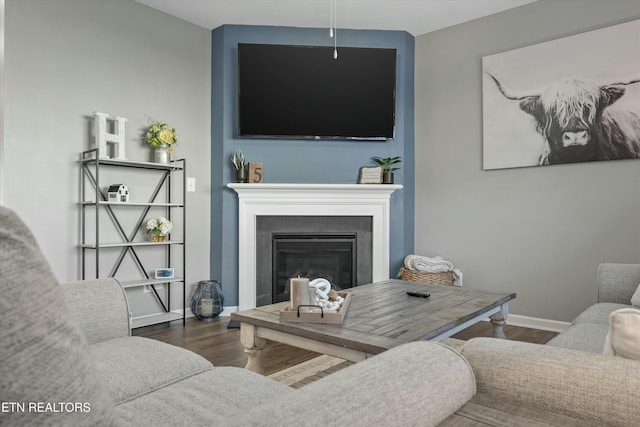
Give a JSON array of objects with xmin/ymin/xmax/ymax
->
[{"xmin": 272, "ymin": 233, "xmax": 356, "ymax": 303}]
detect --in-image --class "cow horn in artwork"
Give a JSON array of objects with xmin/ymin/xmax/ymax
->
[{"xmin": 485, "ymin": 71, "xmax": 539, "ymax": 101}]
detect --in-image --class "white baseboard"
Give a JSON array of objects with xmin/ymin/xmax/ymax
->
[
  {"xmin": 133, "ymin": 307, "xmax": 234, "ymax": 323},
  {"xmin": 219, "ymin": 306, "xmax": 238, "ymax": 317},
  {"xmin": 506, "ymin": 314, "xmax": 571, "ymax": 333},
  {"xmin": 132, "ymin": 308, "xmax": 195, "ymax": 322}
]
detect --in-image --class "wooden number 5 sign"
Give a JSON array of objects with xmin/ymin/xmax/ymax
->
[{"xmin": 248, "ymin": 162, "xmax": 263, "ymax": 183}]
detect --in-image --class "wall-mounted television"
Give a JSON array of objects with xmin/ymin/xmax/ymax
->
[{"xmin": 238, "ymin": 43, "xmax": 397, "ymax": 140}]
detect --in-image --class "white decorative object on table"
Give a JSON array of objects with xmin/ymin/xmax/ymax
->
[
  {"xmin": 93, "ymin": 111, "xmax": 127, "ymax": 160},
  {"xmin": 309, "ymin": 278, "xmax": 344, "ymax": 313},
  {"xmin": 310, "ymin": 278, "xmax": 331, "ymax": 300}
]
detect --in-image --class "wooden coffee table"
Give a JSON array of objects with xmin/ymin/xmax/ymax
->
[{"xmin": 231, "ymin": 279, "xmax": 516, "ymax": 373}]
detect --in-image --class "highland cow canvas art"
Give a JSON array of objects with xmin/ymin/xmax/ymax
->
[{"xmin": 482, "ymin": 19, "xmax": 640, "ymax": 170}]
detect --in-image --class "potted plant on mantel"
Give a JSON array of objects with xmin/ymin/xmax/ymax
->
[
  {"xmin": 231, "ymin": 150, "xmax": 247, "ymax": 183},
  {"xmin": 372, "ymin": 156, "xmax": 402, "ymax": 184}
]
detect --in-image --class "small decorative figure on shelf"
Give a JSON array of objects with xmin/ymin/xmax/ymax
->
[
  {"xmin": 358, "ymin": 166, "xmax": 383, "ymax": 184},
  {"xmin": 107, "ymin": 184, "xmax": 129, "ymax": 203},
  {"xmin": 248, "ymin": 162, "xmax": 263, "ymax": 183},
  {"xmin": 93, "ymin": 111, "xmax": 128, "ymax": 160}
]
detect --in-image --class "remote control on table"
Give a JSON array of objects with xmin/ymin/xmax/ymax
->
[{"xmin": 406, "ymin": 291, "xmax": 430, "ymax": 298}]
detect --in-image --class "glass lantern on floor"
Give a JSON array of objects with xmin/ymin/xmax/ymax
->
[{"xmin": 191, "ymin": 280, "xmax": 224, "ymax": 320}]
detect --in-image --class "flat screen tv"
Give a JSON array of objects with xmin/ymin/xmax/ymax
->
[{"xmin": 238, "ymin": 43, "xmax": 397, "ymax": 140}]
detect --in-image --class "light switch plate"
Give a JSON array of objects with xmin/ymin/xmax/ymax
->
[{"xmin": 187, "ymin": 177, "xmax": 196, "ymax": 192}]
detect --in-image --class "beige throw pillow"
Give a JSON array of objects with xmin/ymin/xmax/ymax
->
[
  {"xmin": 631, "ymin": 283, "xmax": 640, "ymax": 307},
  {"xmin": 603, "ymin": 308, "xmax": 640, "ymax": 360}
]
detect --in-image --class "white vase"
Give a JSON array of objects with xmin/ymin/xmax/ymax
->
[{"xmin": 154, "ymin": 144, "xmax": 170, "ymax": 164}]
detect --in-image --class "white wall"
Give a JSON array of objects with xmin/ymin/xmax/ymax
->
[
  {"xmin": 4, "ymin": 0, "xmax": 211, "ymax": 316},
  {"xmin": 415, "ymin": 0, "xmax": 640, "ymax": 323}
]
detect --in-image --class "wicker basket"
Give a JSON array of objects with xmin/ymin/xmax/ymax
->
[{"xmin": 399, "ymin": 267, "xmax": 453, "ymax": 286}]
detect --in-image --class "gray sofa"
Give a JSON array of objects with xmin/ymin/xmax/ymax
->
[
  {"xmin": 2, "ymin": 205, "xmax": 640, "ymax": 426},
  {"xmin": 546, "ymin": 263, "xmax": 640, "ymax": 352}
]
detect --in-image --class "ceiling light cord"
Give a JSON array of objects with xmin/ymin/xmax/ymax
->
[
  {"xmin": 329, "ymin": 0, "xmax": 334, "ymax": 38},
  {"xmin": 332, "ymin": 0, "xmax": 338, "ymax": 59}
]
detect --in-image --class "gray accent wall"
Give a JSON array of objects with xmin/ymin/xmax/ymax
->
[
  {"xmin": 4, "ymin": 0, "xmax": 211, "ymax": 317},
  {"xmin": 415, "ymin": 0, "xmax": 640, "ymax": 322}
]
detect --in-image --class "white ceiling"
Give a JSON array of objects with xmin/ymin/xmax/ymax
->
[{"xmin": 136, "ymin": 0, "xmax": 537, "ymax": 36}]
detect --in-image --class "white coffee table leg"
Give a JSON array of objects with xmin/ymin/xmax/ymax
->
[
  {"xmin": 490, "ymin": 303, "xmax": 509, "ymax": 339},
  {"xmin": 240, "ymin": 323, "xmax": 267, "ymax": 373}
]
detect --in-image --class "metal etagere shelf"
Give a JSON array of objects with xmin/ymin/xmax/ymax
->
[{"xmin": 80, "ymin": 148, "xmax": 186, "ymax": 328}]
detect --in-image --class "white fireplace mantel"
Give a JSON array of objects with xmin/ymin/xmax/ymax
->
[{"xmin": 227, "ymin": 183, "xmax": 402, "ymax": 310}]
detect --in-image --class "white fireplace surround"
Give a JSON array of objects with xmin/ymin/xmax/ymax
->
[{"xmin": 227, "ymin": 183, "xmax": 403, "ymax": 311}]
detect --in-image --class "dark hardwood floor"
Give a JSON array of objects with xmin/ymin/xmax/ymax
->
[{"xmin": 134, "ymin": 316, "xmax": 558, "ymax": 376}]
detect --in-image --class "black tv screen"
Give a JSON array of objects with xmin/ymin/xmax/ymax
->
[{"xmin": 238, "ymin": 43, "xmax": 396, "ymax": 140}]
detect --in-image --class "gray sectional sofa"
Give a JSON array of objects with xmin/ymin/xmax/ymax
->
[
  {"xmin": 546, "ymin": 263, "xmax": 640, "ymax": 352},
  {"xmin": 3, "ymin": 205, "xmax": 640, "ymax": 426}
]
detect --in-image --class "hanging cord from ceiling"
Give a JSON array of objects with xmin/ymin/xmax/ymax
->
[{"xmin": 330, "ymin": 0, "xmax": 337, "ymax": 59}]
